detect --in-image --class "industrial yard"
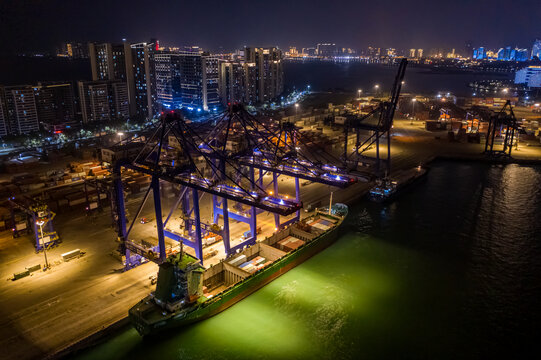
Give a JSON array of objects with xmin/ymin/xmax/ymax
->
[{"xmin": 1, "ymin": 84, "xmax": 541, "ymax": 359}]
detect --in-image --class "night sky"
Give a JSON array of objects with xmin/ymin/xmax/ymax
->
[{"xmin": 1, "ymin": 0, "xmax": 540, "ymax": 53}]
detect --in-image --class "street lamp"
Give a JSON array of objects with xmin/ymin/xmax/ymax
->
[
  {"xmin": 36, "ymin": 220, "xmax": 49, "ymax": 270},
  {"xmin": 117, "ymin": 132, "xmax": 124, "ymax": 144},
  {"xmin": 295, "ymin": 103, "xmax": 299, "ymax": 117},
  {"xmin": 411, "ymin": 98, "xmax": 417, "ymax": 125},
  {"xmin": 357, "ymin": 89, "xmax": 362, "ymax": 99}
]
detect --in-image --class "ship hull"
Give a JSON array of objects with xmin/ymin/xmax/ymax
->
[{"xmin": 130, "ymin": 211, "xmax": 346, "ymax": 336}]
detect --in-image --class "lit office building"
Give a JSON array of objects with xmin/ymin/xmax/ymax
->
[
  {"xmin": 417, "ymin": 49, "xmax": 424, "ymax": 58},
  {"xmin": 78, "ymin": 80, "xmax": 129, "ymax": 123},
  {"xmin": 316, "ymin": 43, "xmax": 338, "ymax": 57},
  {"xmin": 473, "ymin": 47, "xmax": 487, "ymax": 60},
  {"xmin": 244, "ymin": 47, "xmax": 284, "ymax": 103},
  {"xmin": 33, "ymin": 83, "xmax": 77, "ymax": 129},
  {"xmin": 131, "ymin": 42, "xmax": 158, "ymax": 118},
  {"xmin": 88, "ymin": 42, "xmax": 136, "ymax": 115},
  {"xmin": 219, "ymin": 61, "xmax": 257, "ymax": 106},
  {"xmin": 515, "ymin": 66, "xmax": 541, "ymax": 87},
  {"xmin": 3, "ymin": 86, "xmax": 40, "ymax": 134},
  {"xmin": 178, "ymin": 51, "xmax": 220, "ymax": 111},
  {"xmin": 531, "ymin": 39, "xmax": 541, "ymax": 59},
  {"xmin": 154, "ymin": 52, "xmax": 182, "ymax": 109},
  {"xmin": 0, "ymin": 99, "xmax": 8, "ymax": 137},
  {"xmin": 60, "ymin": 42, "xmax": 89, "ymax": 59},
  {"xmin": 409, "ymin": 49, "xmax": 416, "ymax": 58}
]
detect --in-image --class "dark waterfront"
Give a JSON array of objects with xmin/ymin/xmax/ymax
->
[
  {"xmin": 75, "ymin": 162, "xmax": 541, "ymax": 360},
  {"xmin": 284, "ymin": 61, "xmax": 512, "ymax": 97},
  {"xmin": 0, "ymin": 58, "xmax": 512, "ymax": 100}
]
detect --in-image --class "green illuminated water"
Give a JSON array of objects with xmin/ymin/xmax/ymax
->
[{"xmin": 75, "ymin": 162, "xmax": 541, "ymax": 359}]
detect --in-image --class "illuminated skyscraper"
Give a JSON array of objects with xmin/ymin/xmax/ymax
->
[
  {"xmin": 88, "ymin": 42, "xmax": 136, "ymax": 115},
  {"xmin": 409, "ymin": 49, "xmax": 416, "ymax": 58},
  {"xmin": 0, "ymin": 96, "xmax": 8, "ymax": 137},
  {"xmin": 155, "ymin": 52, "xmax": 182, "ymax": 109},
  {"xmin": 316, "ymin": 43, "xmax": 338, "ymax": 57},
  {"xmin": 244, "ymin": 47, "xmax": 284, "ymax": 103},
  {"xmin": 417, "ymin": 49, "xmax": 424, "ymax": 58},
  {"xmin": 78, "ymin": 80, "xmax": 129, "ymax": 123},
  {"xmin": 131, "ymin": 41, "xmax": 158, "ymax": 118},
  {"xmin": 176, "ymin": 51, "xmax": 220, "ymax": 111},
  {"xmin": 3, "ymin": 86, "xmax": 39, "ymax": 134},
  {"xmin": 531, "ymin": 39, "xmax": 541, "ymax": 59},
  {"xmin": 219, "ymin": 61, "xmax": 257, "ymax": 106},
  {"xmin": 33, "ymin": 83, "xmax": 77, "ymax": 129}
]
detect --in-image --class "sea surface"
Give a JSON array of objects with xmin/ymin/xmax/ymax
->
[
  {"xmin": 75, "ymin": 162, "xmax": 541, "ymax": 360},
  {"xmin": 284, "ymin": 61, "xmax": 512, "ymax": 97},
  {"xmin": 0, "ymin": 57, "xmax": 511, "ymax": 99}
]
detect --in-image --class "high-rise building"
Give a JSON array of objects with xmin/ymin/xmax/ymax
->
[
  {"xmin": 244, "ymin": 47, "xmax": 284, "ymax": 103},
  {"xmin": 473, "ymin": 47, "xmax": 486, "ymax": 60},
  {"xmin": 514, "ymin": 48, "xmax": 529, "ymax": 62},
  {"xmin": 219, "ymin": 61, "xmax": 245, "ymax": 105},
  {"xmin": 302, "ymin": 48, "xmax": 317, "ymax": 56},
  {"xmin": 515, "ymin": 66, "xmax": 541, "ymax": 87},
  {"xmin": 176, "ymin": 51, "xmax": 220, "ymax": 111},
  {"xmin": 88, "ymin": 42, "xmax": 136, "ymax": 115},
  {"xmin": 33, "ymin": 83, "xmax": 77, "ymax": 129},
  {"xmin": 219, "ymin": 61, "xmax": 257, "ymax": 106},
  {"xmin": 0, "ymin": 98, "xmax": 8, "ymax": 137},
  {"xmin": 531, "ymin": 39, "xmax": 541, "ymax": 60},
  {"xmin": 367, "ymin": 47, "xmax": 381, "ymax": 58},
  {"xmin": 3, "ymin": 86, "xmax": 39, "ymax": 134},
  {"xmin": 60, "ymin": 42, "xmax": 89, "ymax": 58},
  {"xmin": 409, "ymin": 49, "xmax": 416, "ymax": 58},
  {"xmin": 155, "ymin": 52, "xmax": 183, "ymax": 109},
  {"xmin": 316, "ymin": 43, "xmax": 338, "ymax": 57},
  {"xmin": 131, "ymin": 41, "xmax": 158, "ymax": 118},
  {"xmin": 78, "ymin": 80, "xmax": 129, "ymax": 123},
  {"xmin": 386, "ymin": 48, "xmax": 397, "ymax": 57},
  {"xmin": 417, "ymin": 49, "xmax": 424, "ymax": 58}
]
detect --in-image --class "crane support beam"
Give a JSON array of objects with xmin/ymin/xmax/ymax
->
[{"xmin": 114, "ymin": 161, "xmax": 301, "ymax": 216}]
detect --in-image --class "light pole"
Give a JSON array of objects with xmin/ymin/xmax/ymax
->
[
  {"xmin": 295, "ymin": 103, "xmax": 299, "ymax": 118},
  {"xmin": 411, "ymin": 98, "xmax": 417, "ymax": 125},
  {"xmin": 36, "ymin": 220, "xmax": 49, "ymax": 270},
  {"xmin": 118, "ymin": 132, "xmax": 124, "ymax": 144},
  {"xmin": 374, "ymin": 84, "xmax": 379, "ymax": 97},
  {"xmin": 357, "ymin": 89, "xmax": 362, "ymax": 99}
]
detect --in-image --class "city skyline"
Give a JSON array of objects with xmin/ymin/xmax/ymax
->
[{"xmin": 2, "ymin": 0, "xmax": 540, "ymax": 55}]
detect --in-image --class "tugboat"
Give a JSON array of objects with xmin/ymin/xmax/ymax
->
[
  {"xmin": 129, "ymin": 204, "xmax": 349, "ymax": 336},
  {"xmin": 368, "ymin": 177, "xmax": 398, "ymax": 202},
  {"xmin": 368, "ymin": 165, "xmax": 428, "ymax": 203}
]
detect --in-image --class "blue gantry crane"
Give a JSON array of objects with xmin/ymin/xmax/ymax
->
[
  {"xmin": 112, "ymin": 105, "xmax": 359, "ymax": 269},
  {"xmin": 112, "ymin": 112, "xmax": 304, "ymax": 268}
]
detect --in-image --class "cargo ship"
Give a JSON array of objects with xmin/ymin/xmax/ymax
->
[
  {"xmin": 368, "ymin": 166, "xmax": 428, "ymax": 202},
  {"xmin": 129, "ymin": 204, "xmax": 348, "ymax": 336}
]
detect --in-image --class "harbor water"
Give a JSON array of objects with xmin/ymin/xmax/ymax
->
[
  {"xmin": 284, "ymin": 61, "xmax": 512, "ymax": 97},
  {"xmin": 75, "ymin": 162, "xmax": 541, "ymax": 359}
]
